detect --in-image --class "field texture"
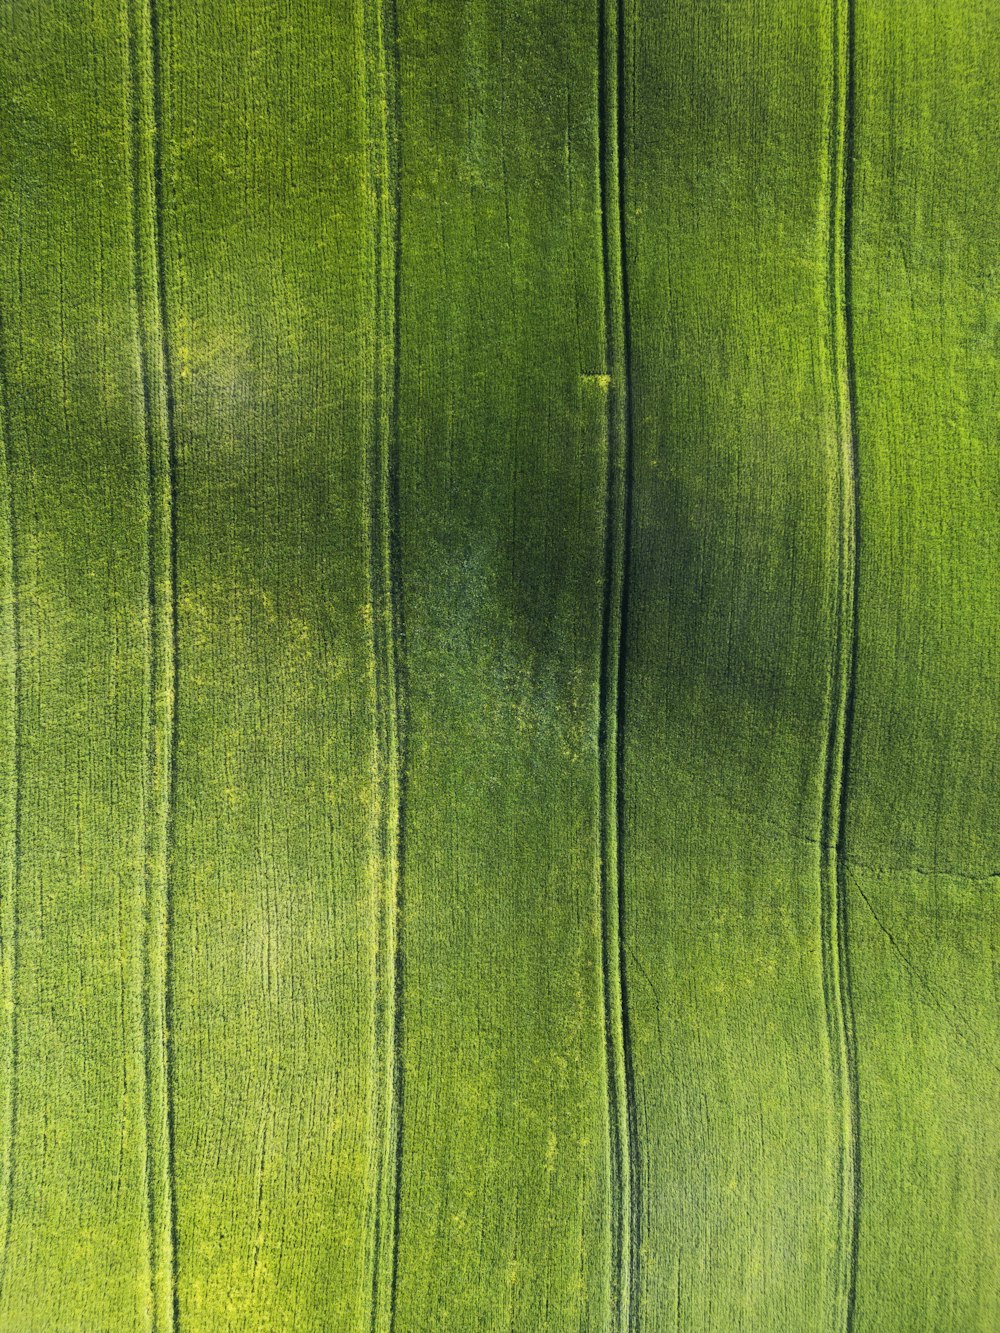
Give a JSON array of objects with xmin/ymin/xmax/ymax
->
[{"xmin": 0, "ymin": 0, "xmax": 997, "ymax": 1329}]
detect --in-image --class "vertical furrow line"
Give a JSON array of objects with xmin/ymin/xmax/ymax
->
[
  {"xmin": 0, "ymin": 293, "xmax": 20, "ymax": 1299},
  {"xmin": 128, "ymin": 0, "xmax": 178, "ymax": 1326},
  {"xmin": 367, "ymin": 0, "xmax": 405, "ymax": 1328},
  {"xmin": 820, "ymin": 0, "xmax": 860, "ymax": 1328},
  {"xmin": 597, "ymin": 0, "xmax": 639, "ymax": 1328}
]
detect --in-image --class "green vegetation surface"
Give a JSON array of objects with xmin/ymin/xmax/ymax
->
[{"xmin": 0, "ymin": 0, "xmax": 996, "ymax": 1329}]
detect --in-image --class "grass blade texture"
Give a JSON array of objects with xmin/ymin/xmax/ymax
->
[{"xmin": 0, "ymin": 0, "xmax": 996, "ymax": 1329}]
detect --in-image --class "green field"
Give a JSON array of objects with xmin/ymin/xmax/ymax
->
[{"xmin": 0, "ymin": 0, "xmax": 997, "ymax": 1328}]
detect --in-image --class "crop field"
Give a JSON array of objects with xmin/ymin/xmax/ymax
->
[{"xmin": 0, "ymin": 0, "xmax": 996, "ymax": 1329}]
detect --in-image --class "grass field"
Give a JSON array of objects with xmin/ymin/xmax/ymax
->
[{"xmin": 0, "ymin": 0, "xmax": 997, "ymax": 1329}]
